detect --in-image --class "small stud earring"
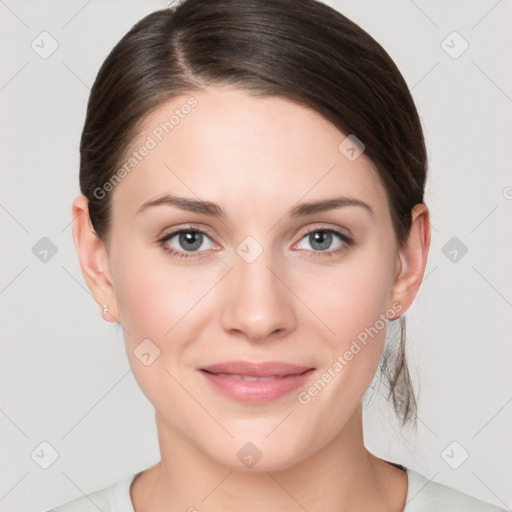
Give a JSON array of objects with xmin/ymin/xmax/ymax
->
[{"xmin": 103, "ymin": 305, "xmax": 108, "ymax": 313}]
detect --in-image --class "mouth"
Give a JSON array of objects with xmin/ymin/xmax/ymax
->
[{"xmin": 198, "ymin": 361, "xmax": 315, "ymax": 403}]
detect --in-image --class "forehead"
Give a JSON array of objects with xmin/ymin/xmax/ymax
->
[{"xmin": 110, "ymin": 86, "xmax": 389, "ymax": 220}]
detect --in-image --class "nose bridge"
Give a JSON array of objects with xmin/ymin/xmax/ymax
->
[{"xmin": 220, "ymin": 235, "xmax": 295, "ymax": 341}]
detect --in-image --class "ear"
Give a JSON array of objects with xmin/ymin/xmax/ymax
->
[
  {"xmin": 388, "ymin": 203, "xmax": 431, "ymax": 317},
  {"xmin": 71, "ymin": 195, "xmax": 120, "ymax": 323}
]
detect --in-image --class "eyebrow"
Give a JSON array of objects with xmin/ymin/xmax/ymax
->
[{"xmin": 136, "ymin": 194, "xmax": 374, "ymax": 218}]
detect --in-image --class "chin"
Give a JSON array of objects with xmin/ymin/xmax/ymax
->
[{"xmin": 201, "ymin": 433, "xmax": 312, "ymax": 473}]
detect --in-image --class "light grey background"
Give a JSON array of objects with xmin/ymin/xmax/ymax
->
[{"xmin": 1, "ymin": 1, "xmax": 511, "ymax": 511}]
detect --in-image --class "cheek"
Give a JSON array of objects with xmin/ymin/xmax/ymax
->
[
  {"xmin": 110, "ymin": 243, "xmax": 177, "ymax": 347},
  {"xmin": 295, "ymin": 256, "xmax": 395, "ymax": 426},
  {"xmin": 110, "ymin": 248, "xmax": 191, "ymax": 406},
  {"xmin": 311, "ymin": 250, "xmax": 395, "ymax": 348},
  {"xmin": 110, "ymin": 244, "xmax": 214, "ymax": 357}
]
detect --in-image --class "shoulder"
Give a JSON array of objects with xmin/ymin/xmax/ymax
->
[
  {"xmin": 45, "ymin": 473, "xmax": 138, "ymax": 512},
  {"xmin": 404, "ymin": 467, "xmax": 511, "ymax": 512}
]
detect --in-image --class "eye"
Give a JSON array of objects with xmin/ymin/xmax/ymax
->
[
  {"xmin": 157, "ymin": 225, "xmax": 353, "ymax": 260},
  {"xmin": 157, "ymin": 226, "xmax": 215, "ymax": 259},
  {"xmin": 293, "ymin": 227, "xmax": 353, "ymax": 258}
]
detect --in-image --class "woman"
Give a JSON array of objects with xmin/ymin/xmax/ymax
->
[{"xmin": 48, "ymin": 0, "xmax": 509, "ymax": 510}]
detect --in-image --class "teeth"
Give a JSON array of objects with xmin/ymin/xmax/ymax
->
[{"xmin": 216, "ymin": 373, "xmax": 279, "ymax": 381}]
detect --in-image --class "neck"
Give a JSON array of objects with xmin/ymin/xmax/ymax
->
[{"xmin": 131, "ymin": 404, "xmax": 407, "ymax": 512}]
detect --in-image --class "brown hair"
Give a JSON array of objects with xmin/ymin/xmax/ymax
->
[{"xmin": 80, "ymin": 0, "xmax": 427, "ymax": 426}]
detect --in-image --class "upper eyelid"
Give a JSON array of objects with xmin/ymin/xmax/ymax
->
[{"xmin": 159, "ymin": 224, "xmax": 216, "ymax": 243}]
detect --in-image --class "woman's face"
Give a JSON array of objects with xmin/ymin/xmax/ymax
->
[{"xmin": 103, "ymin": 86, "xmax": 405, "ymax": 470}]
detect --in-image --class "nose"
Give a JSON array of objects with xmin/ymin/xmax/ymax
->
[{"xmin": 219, "ymin": 245, "xmax": 297, "ymax": 343}]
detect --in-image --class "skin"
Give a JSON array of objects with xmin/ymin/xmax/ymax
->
[{"xmin": 72, "ymin": 85, "xmax": 430, "ymax": 511}]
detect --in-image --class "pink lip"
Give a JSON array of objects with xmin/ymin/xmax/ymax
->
[{"xmin": 198, "ymin": 361, "xmax": 315, "ymax": 403}]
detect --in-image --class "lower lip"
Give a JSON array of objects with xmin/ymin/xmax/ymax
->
[{"xmin": 199, "ymin": 369, "xmax": 315, "ymax": 403}]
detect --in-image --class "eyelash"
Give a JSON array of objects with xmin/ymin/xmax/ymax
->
[{"xmin": 157, "ymin": 224, "xmax": 353, "ymax": 260}]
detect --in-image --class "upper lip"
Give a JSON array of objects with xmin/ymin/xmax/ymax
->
[{"xmin": 199, "ymin": 361, "xmax": 313, "ymax": 377}]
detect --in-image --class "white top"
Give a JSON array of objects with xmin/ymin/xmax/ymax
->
[{"xmin": 47, "ymin": 465, "xmax": 510, "ymax": 512}]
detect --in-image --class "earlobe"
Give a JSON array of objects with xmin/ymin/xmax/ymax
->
[
  {"xmin": 71, "ymin": 195, "xmax": 120, "ymax": 323},
  {"xmin": 388, "ymin": 203, "xmax": 431, "ymax": 315}
]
